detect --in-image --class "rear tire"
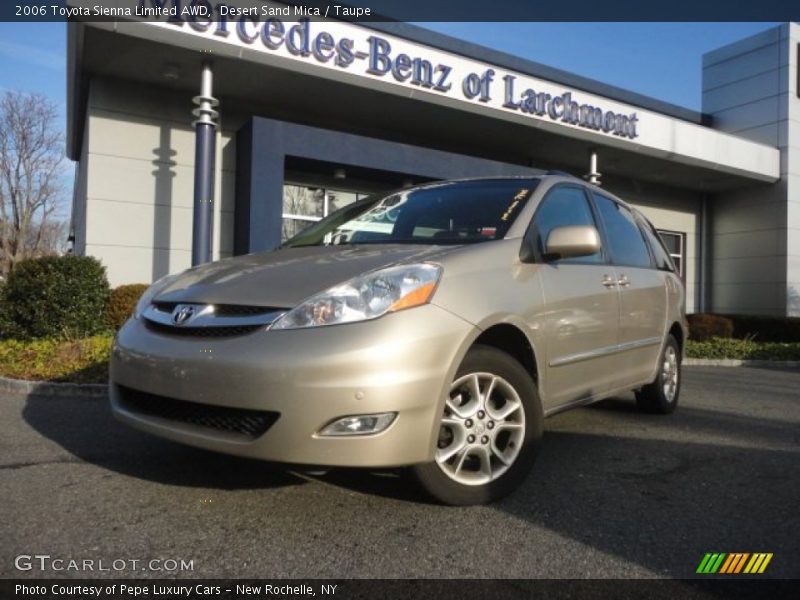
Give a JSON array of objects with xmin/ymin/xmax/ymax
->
[
  {"xmin": 412, "ymin": 344, "xmax": 543, "ymax": 506},
  {"xmin": 635, "ymin": 334, "xmax": 681, "ymax": 414}
]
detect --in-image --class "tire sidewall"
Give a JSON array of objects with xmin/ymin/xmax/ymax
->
[
  {"xmin": 639, "ymin": 334, "xmax": 682, "ymax": 414},
  {"xmin": 413, "ymin": 344, "xmax": 543, "ymax": 505}
]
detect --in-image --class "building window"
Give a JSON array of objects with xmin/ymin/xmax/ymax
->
[
  {"xmin": 657, "ymin": 230, "xmax": 685, "ymax": 279},
  {"xmin": 282, "ymin": 185, "xmax": 363, "ymax": 242}
]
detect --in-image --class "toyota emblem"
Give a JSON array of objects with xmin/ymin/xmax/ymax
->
[{"xmin": 172, "ymin": 304, "xmax": 196, "ymax": 326}]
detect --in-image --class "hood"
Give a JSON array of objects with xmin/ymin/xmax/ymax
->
[{"xmin": 154, "ymin": 244, "xmax": 456, "ymax": 308}]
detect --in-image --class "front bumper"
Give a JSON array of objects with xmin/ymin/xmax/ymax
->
[{"xmin": 110, "ymin": 304, "xmax": 476, "ymax": 467}]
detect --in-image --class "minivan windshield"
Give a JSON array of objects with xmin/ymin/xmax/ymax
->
[{"xmin": 283, "ymin": 179, "xmax": 539, "ymax": 247}]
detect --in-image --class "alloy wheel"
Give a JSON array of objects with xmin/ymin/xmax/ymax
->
[
  {"xmin": 435, "ymin": 372, "xmax": 526, "ymax": 486},
  {"xmin": 662, "ymin": 345, "xmax": 679, "ymax": 403}
]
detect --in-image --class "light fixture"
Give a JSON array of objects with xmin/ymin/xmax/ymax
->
[
  {"xmin": 333, "ymin": 168, "xmax": 346, "ymax": 179},
  {"xmin": 318, "ymin": 413, "xmax": 397, "ymax": 436},
  {"xmin": 161, "ymin": 63, "xmax": 181, "ymax": 81}
]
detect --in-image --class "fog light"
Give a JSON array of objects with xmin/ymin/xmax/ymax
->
[{"xmin": 319, "ymin": 413, "xmax": 396, "ymax": 436}]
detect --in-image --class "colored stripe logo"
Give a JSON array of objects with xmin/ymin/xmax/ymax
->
[{"xmin": 696, "ymin": 553, "xmax": 773, "ymax": 574}]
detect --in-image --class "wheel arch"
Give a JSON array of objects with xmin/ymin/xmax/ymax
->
[
  {"xmin": 472, "ymin": 322, "xmax": 540, "ymax": 390},
  {"xmin": 415, "ymin": 320, "xmax": 545, "ymax": 504},
  {"xmin": 423, "ymin": 317, "xmax": 544, "ymax": 463},
  {"xmin": 669, "ymin": 321, "xmax": 685, "ymax": 356}
]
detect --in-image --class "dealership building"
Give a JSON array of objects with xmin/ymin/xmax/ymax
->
[{"xmin": 65, "ymin": 5, "xmax": 800, "ymax": 316}]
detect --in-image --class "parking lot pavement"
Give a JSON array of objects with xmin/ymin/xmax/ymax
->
[{"xmin": 1, "ymin": 366, "xmax": 798, "ymax": 580}]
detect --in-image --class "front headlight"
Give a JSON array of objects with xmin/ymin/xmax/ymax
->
[
  {"xmin": 133, "ymin": 272, "xmax": 183, "ymax": 319},
  {"xmin": 270, "ymin": 263, "xmax": 442, "ymax": 330}
]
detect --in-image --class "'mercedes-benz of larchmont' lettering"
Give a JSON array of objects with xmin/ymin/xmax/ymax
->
[{"xmin": 63, "ymin": 1, "xmax": 800, "ymax": 501}]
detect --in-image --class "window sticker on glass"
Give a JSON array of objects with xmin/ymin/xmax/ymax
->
[{"xmin": 501, "ymin": 189, "xmax": 532, "ymax": 222}]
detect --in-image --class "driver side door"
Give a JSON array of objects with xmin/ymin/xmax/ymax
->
[{"xmin": 531, "ymin": 185, "xmax": 621, "ymax": 408}]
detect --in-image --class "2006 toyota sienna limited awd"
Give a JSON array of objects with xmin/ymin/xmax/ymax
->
[{"xmin": 111, "ymin": 174, "xmax": 686, "ymax": 505}]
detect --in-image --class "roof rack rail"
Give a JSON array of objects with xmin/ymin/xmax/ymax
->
[{"xmin": 545, "ymin": 169, "xmax": 579, "ymax": 178}]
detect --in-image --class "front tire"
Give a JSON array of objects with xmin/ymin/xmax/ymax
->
[
  {"xmin": 636, "ymin": 334, "xmax": 681, "ymax": 414},
  {"xmin": 412, "ymin": 345, "xmax": 543, "ymax": 505}
]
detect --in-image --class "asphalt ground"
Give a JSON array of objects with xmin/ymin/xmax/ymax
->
[{"xmin": 1, "ymin": 367, "xmax": 798, "ymax": 580}]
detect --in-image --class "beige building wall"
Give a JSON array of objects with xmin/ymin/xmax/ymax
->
[
  {"xmin": 76, "ymin": 77, "xmax": 239, "ymax": 287},
  {"xmin": 70, "ymin": 115, "xmax": 90, "ymax": 256}
]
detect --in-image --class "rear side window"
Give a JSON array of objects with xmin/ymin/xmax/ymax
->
[
  {"xmin": 641, "ymin": 221, "xmax": 675, "ymax": 273},
  {"xmin": 533, "ymin": 186, "xmax": 603, "ymax": 264},
  {"xmin": 592, "ymin": 194, "xmax": 652, "ymax": 268}
]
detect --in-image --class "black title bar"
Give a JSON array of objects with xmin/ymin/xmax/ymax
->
[
  {"xmin": 1, "ymin": 0, "xmax": 799, "ymax": 22},
  {"xmin": 4, "ymin": 579, "xmax": 799, "ymax": 600}
]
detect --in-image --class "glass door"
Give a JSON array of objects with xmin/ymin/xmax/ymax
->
[{"xmin": 282, "ymin": 184, "xmax": 365, "ymax": 242}]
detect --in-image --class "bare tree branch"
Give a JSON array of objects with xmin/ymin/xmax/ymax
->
[
  {"xmin": 0, "ymin": 91, "xmax": 67, "ymax": 276},
  {"xmin": 282, "ymin": 185, "xmax": 324, "ymax": 241}
]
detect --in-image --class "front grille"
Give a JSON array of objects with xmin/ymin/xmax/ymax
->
[
  {"xmin": 144, "ymin": 320, "xmax": 262, "ymax": 337},
  {"xmin": 152, "ymin": 302, "xmax": 279, "ymax": 316},
  {"xmin": 145, "ymin": 302, "xmax": 284, "ymax": 338},
  {"xmin": 214, "ymin": 304, "xmax": 279, "ymax": 316},
  {"xmin": 152, "ymin": 301, "xmax": 178, "ymax": 312},
  {"xmin": 116, "ymin": 385, "xmax": 279, "ymax": 439}
]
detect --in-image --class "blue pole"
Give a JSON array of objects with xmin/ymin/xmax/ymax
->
[
  {"xmin": 191, "ymin": 62, "xmax": 219, "ymax": 266},
  {"xmin": 192, "ymin": 122, "xmax": 215, "ymax": 265}
]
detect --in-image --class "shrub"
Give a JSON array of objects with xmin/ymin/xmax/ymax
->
[
  {"xmin": 725, "ymin": 314, "xmax": 800, "ymax": 343},
  {"xmin": 686, "ymin": 337, "xmax": 800, "ymax": 361},
  {"xmin": 687, "ymin": 313, "xmax": 734, "ymax": 342},
  {"xmin": 0, "ymin": 255, "xmax": 110, "ymax": 340},
  {"xmin": 107, "ymin": 283, "xmax": 149, "ymax": 330},
  {"xmin": 0, "ymin": 334, "xmax": 112, "ymax": 383}
]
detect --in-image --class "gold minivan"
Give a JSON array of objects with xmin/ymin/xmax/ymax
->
[{"xmin": 111, "ymin": 175, "xmax": 686, "ymax": 505}]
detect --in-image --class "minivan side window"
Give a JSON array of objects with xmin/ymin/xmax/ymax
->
[
  {"xmin": 641, "ymin": 221, "xmax": 675, "ymax": 273},
  {"xmin": 592, "ymin": 194, "xmax": 653, "ymax": 268},
  {"xmin": 533, "ymin": 186, "xmax": 603, "ymax": 264}
]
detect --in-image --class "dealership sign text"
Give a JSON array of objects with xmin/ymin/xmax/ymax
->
[{"xmin": 136, "ymin": 0, "xmax": 639, "ymax": 139}]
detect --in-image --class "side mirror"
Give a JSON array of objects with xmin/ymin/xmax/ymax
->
[{"xmin": 545, "ymin": 225, "xmax": 601, "ymax": 260}]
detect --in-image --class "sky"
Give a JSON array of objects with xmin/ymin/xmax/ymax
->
[
  {"xmin": 0, "ymin": 23, "xmax": 67, "ymax": 114},
  {"xmin": 0, "ymin": 21, "xmax": 782, "ymax": 149}
]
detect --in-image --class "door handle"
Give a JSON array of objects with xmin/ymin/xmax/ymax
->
[
  {"xmin": 601, "ymin": 275, "xmax": 617, "ymax": 288},
  {"xmin": 618, "ymin": 275, "xmax": 630, "ymax": 287}
]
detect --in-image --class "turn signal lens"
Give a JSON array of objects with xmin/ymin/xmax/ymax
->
[{"xmin": 387, "ymin": 282, "xmax": 437, "ymax": 312}]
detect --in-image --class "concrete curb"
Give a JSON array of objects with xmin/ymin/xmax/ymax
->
[
  {"xmin": 684, "ymin": 358, "xmax": 800, "ymax": 368},
  {"xmin": 0, "ymin": 376, "xmax": 108, "ymax": 398}
]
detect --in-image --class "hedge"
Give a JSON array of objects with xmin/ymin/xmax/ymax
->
[
  {"xmin": 725, "ymin": 314, "xmax": 800, "ymax": 343},
  {"xmin": 0, "ymin": 335, "xmax": 113, "ymax": 384},
  {"xmin": 687, "ymin": 313, "xmax": 734, "ymax": 342},
  {"xmin": 688, "ymin": 313, "xmax": 800, "ymax": 344},
  {"xmin": 107, "ymin": 283, "xmax": 149, "ymax": 330},
  {"xmin": 686, "ymin": 337, "xmax": 800, "ymax": 361},
  {"xmin": 0, "ymin": 255, "xmax": 110, "ymax": 340}
]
